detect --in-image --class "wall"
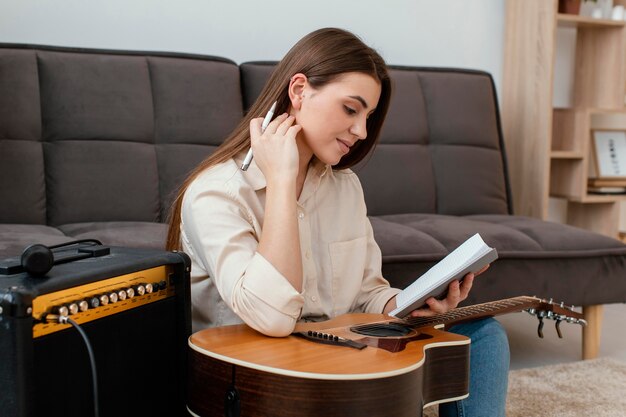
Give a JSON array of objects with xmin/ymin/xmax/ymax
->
[{"xmin": 0, "ymin": 0, "xmax": 506, "ymax": 95}]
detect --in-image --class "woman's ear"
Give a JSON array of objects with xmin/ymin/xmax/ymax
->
[{"xmin": 288, "ymin": 73, "xmax": 307, "ymax": 111}]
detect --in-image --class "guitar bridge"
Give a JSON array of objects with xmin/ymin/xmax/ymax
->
[{"xmin": 294, "ymin": 330, "xmax": 367, "ymax": 350}]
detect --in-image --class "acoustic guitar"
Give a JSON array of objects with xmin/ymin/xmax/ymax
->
[{"xmin": 187, "ymin": 296, "xmax": 585, "ymax": 417}]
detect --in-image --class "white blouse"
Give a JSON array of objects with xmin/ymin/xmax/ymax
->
[{"xmin": 180, "ymin": 152, "xmax": 400, "ymax": 336}]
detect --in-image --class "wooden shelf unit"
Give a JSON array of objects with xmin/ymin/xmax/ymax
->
[{"xmin": 503, "ymin": 0, "xmax": 626, "ymax": 238}]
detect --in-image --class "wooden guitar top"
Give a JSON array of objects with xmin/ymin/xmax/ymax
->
[{"xmin": 189, "ymin": 313, "xmax": 469, "ymax": 380}]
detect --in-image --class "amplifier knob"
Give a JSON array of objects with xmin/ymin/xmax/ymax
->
[
  {"xmin": 78, "ymin": 300, "xmax": 89, "ymax": 312},
  {"xmin": 144, "ymin": 283, "xmax": 154, "ymax": 294},
  {"xmin": 125, "ymin": 288, "xmax": 135, "ymax": 299},
  {"xmin": 133, "ymin": 285, "xmax": 146, "ymax": 296},
  {"xmin": 159, "ymin": 280, "xmax": 167, "ymax": 290},
  {"xmin": 108, "ymin": 292, "xmax": 119, "ymax": 303},
  {"xmin": 89, "ymin": 297, "xmax": 100, "ymax": 309},
  {"xmin": 99, "ymin": 294, "xmax": 110, "ymax": 306},
  {"xmin": 67, "ymin": 303, "xmax": 79, "ymax": 315},
  {"xmin": 117, "ymin": 290, "xmax": 127, "ymax": 301},
  {"xmin": 55, "ymin": 306, "xmax": 69, "ymax": 317}
]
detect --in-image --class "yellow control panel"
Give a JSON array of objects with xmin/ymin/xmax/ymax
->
[{"xmin": 32, "ymin": 265, "xmax": 175, "ymax": 338}]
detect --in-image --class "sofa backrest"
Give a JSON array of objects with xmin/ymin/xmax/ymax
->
[
  {"xmin": 0, "ymin": 45, "xmax": 244, "ymax": 226},
  {"xmin": 0, "ymin": 44, "xmax": 511, "ymax": 227}
]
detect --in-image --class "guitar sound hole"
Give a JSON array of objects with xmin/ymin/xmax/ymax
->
[{"xmin": 349, "ymin": 323, "xmax": 411, "ymax": 337}]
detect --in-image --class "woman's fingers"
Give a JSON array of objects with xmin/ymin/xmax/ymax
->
[
  {"xmin": 253, "ymin": 112, "xmax": 295, "ymax": 138},
  {"xmin": 249, "ymin": 117, "xmax": 264, "ymax": 140},
  {"xmin": 274, "ymin": 115, "xmax": 296, "ymax": 136},
  {"xmin": 475, "ymin": 264, "xmax": 490, "ymax": 276},
  {"xmin": 408, "ymin": 272, "xmax": 477, "ymax": 318},
  {"xmin": 409, "ymin": 305, "xmax": 437, "ymax": 317},
  {"xmin": 286, "ymin": 124, "xmax": 302, "ymax": 138},
  {"xmin": 263, "ymin": 112, "xmax": 290, "ymax": 135},
  {"xmin": 425, "ymin": 297, "xmax": 449, "ymax": 314},
  {"xmin": 448, "ymin": 279, "xmax": 461, "ymax": 301},
  {"xmin": 459, "ymin": 273, "xmax": 474, "ymax": 299}
]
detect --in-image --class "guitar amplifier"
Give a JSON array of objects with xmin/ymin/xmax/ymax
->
[{"xmin": 0, "ymin": 245, "xmax": 191, "ymax": 417}]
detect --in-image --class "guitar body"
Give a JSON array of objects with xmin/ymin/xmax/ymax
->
[
  {"xmin": 187, "ymin": 313, "xmax": 470, "ymax": 417},
  {"xmin": 187, "ymin": 296, "xmax": 585, "ymax": 417}
]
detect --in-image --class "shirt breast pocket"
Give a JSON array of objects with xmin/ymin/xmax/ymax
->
[{"xmin": 329, "ymin": 236, "xmax": 368, "ymax": 311}]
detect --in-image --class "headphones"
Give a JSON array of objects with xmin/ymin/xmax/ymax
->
[{"xmin": 20, "ymin": 239, "xmax": 105, "ymax": 277}]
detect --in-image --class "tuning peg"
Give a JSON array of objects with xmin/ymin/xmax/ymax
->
[
  {"xmin": 555, "ymin": 319, "xmax": 563, "ymax": 338},
  {"xmin": 560, "ymin": 301, "xmax": 564, "ymax": 308},
  {"xmin": 537, "ymin": 316, "xmax": 545, "ymax": 338},
  {"xmin": 527, "ymin": 308, "xmax": 536, "ymax": 315}
]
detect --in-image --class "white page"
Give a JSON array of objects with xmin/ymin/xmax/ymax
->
[{"xmin": 396, "ymin": 233, "xmax": 491, "ymax": 309}]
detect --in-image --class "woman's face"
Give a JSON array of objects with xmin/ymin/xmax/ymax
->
[{"xmin": 291, "ymin": 72, "xmax": 382, "ymax": 166}]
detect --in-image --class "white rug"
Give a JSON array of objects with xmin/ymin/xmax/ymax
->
[{"xmin": 425, "ymin": 358, "xmax": 626, "ymax": 417}]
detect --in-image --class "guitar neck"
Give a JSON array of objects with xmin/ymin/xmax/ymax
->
[{"xmin": 403, "ymin": 296, "xmax": 543, "ymax": 328}]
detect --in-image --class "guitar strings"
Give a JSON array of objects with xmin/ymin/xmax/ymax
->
[{"xmin": 351, "ymin": 297, "xmax": 533, "ymax": 333}]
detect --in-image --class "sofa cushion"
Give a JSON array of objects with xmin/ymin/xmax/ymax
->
[
  {"xmin": 0, "ymin": 140, "xmax": 47, "ymax": 224},
  {"xmin": 149, "ymin": 56, "xmax": 243, "ymax": 145},
  {"xmin": 0, "ymin": 50, "xmax": 46, "ymax": 225},
  {"xmin": 356, "ymin": 68, "xmax": 510, "ymax": 216},
  {"xmin": 239, "ymin": 62, "xmax": 277, "ymax": 112},
  {"xmin": 0, "ymin": 224, "xmax": 74, "ymax": 258},
  {"xmin": 45, "ymin": 141, "xmax": 161, "ymax": 225},
  {"xmin": 38, "ymin": 51, "xmax": 154, "ymax": 142},
  {"xmin": 0, "ymin": 49, "xmax": 41, "ymax": 141},
  {"xmin": 372, "ymin": 213, "xmax": 626, "ymax": 305},
  {"xmin": 59, "ymin": 222, "xmax": 167, "ymax": 250}
]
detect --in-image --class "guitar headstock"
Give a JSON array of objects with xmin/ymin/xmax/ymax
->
[{"xmin": 517, "ymin": 296, "xmax": 587, "ymax": 338}]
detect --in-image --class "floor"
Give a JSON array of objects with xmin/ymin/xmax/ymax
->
[{"xmin": 498, "ymin": 302, "xmax": 626, "ymax": 370}]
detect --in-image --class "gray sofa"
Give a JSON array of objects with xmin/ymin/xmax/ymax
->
[{"xmin": 2, "ymin": 44, "xmax": 626, "ymax": 358}]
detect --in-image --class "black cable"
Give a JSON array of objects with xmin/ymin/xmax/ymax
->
[
  {"xmin": 60, "ymin": 316, "xmax": 100, "ymax": 417},
  {"xmin": 48, "ymin": 239, "xmax": 103, "ymax": 250}
]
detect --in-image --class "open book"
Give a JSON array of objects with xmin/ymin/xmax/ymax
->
[{"xmin": 389, "ymin": 233, "xmax": 498, "ymax": 318}]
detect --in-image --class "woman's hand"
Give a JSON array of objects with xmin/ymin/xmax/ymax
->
[
  {"xmin": 250, "ymin": 113, "xmax": 302, "ymax": 185},
  {"xmin": 407, "ymin": 264, "xmax": 490, "ymax": 317}
]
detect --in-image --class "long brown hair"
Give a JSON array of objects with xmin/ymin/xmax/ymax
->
[{"xmin": 166, "ymin": 27, "xmax": 392, "ymax": 250}]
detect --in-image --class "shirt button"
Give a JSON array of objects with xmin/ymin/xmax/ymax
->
[
  {"xmin": 298, "ymin": 211, "xmax": 305, "ymax": 219},
  {"xmin": 311, "ymin": 295, "xmax": 317, "ymax": 302},
  {"xmin": 305, "ymin": 251, "xmax": 311, "ymax": 259}
]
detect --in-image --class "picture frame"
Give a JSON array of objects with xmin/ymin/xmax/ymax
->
[{"xmin": 590, "ymin": 130, "xmax": 626, "ymax": 179}]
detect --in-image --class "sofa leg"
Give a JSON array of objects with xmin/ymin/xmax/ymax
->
[{"xmin": 582, "ymin": 305, "xmax": 603, "ymax": 360}]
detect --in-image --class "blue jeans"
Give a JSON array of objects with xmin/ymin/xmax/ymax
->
[{"xmin": 438, "ymin": 318, "xmax": 510, "ymax": 417}]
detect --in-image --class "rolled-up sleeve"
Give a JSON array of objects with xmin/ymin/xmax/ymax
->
[{"xmin": 182, "ymin": 179, "xmax": 304, "ymax": 337}]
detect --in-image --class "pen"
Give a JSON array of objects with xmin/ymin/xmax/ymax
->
[{"xmin": 241, "ymin": 101, "xmax": 277, "ymax": 171}]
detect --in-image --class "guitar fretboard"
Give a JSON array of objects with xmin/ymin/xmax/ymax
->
[{"xmin": 403, "ymin": 296, "xmax": 539, "ymax": 328}]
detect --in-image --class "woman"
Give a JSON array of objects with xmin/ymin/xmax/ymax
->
[{"xmin": 167, "ymin": 28, "xmax": 509, "ymax": 417}]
